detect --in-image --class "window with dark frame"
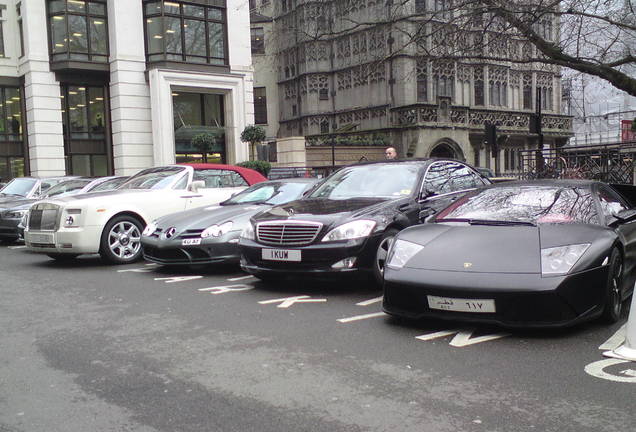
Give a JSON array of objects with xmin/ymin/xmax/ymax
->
[
  {"xmin": 251, "ymin": 27, "xmax": 264, "ymax": 55},
  {"xmin": 254, "ymin": 87, "xmax": 268, "ymax": 124},
  {"xmin": 61, "ymin": 84, "xmax": 110, "ymax": 176},
  {"xmin": 144, "ymin": 0, "xmax": 228, "ymax": 66},
  {"xmin": 47, "ymin": 0, "xmax": 109, "ymax": 64},
  {"xmin": 0, "ymin": 5, "xmax": 6, "ymax": 58},
  {"xmin": 0, "ymin": 86, "xmax": 27, "ymax": 180},
  {"xmin": 17, "ymin": 3, "xmax": 24, "ymax": 58}
]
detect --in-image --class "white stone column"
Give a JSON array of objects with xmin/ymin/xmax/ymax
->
[
  {"xmin": 19, "ymin": 0, "xmax": 66, "ymax": 176},
  {"xmin": 108, "ymin": 0, "xmax": 153, "ymax": 175}
]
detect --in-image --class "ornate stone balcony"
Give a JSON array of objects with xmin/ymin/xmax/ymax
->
[{"xmin": 391, "ymin": 103, "xmax": 573, "ymax": 137}]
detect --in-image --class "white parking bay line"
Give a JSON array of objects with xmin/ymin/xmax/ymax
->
[
  {"xmin": 227, "ymin": 275, "xmax": 255, "ymax": 282},
  {"xmin": 356, "ymin": 296, "xmax": 383, "ymax": 306},
  {"xmin": 598, "ymin": 324, "xmax": 627, "ymax": 350},
  {"xmin": 337, "ymin": 312, "xmax": 386, "ymax": 323}
]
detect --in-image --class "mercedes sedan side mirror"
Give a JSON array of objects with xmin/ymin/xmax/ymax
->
[{"xmin": 609, "ymin": 208, "xmax": 636, "ymax": 227}]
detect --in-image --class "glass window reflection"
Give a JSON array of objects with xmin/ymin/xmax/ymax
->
[
  {"xmin": 48, "ymin": 0, "xmax": 108, "ymax": 63},
  {"xmin": 143, "ymin": 0, "xmax": 227, "ymax": 65}
]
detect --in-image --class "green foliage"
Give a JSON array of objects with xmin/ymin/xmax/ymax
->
[
  {"xmin": 237, "ymin": 160, "xmax": 271, "ymax": 176},
  {"xmin": 240, "ymin": 125, "xmax": 267, "ymax": 145},
  {"xmin": 191, "ymin": 133, "xmax": 218, "ymax": 153}
]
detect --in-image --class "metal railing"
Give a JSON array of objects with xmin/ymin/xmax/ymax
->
[{"xmin": 518, "ymin": 141, "xmax": 636, "ymax": 184}]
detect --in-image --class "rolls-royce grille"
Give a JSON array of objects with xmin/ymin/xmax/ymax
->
[
  {"xmin": 257, "ymin": 221, "xmax": 322, "ymax": 246},
  {"xmin": 28, "ymin": 203, "xmax": 60, "ymax": 231}
]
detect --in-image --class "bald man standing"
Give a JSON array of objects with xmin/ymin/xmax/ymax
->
[{"xmin": 385, "ymin": 147, "xmax": 397, "ymax": 159}]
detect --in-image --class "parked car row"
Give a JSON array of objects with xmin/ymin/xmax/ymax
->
[{"xmin": 4, "ymin": 158, "xmax": 635, "ymax": 329}]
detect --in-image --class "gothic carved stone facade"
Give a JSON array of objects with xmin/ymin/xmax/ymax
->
[{"xmin": 259, "ymin": 0, "xmax": 572, "ymax": 170}]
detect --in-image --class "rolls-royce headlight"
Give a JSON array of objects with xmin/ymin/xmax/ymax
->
[
  {"xmin": 142, "ymin": 221, "xmax": 158, "ymax": 236},
  {"xmin": 386, "ymin": 239, "xmax": 425, "ymax": 269},
  {"xmin": 321, "ymin": 220, "xmax": 376, "ymax": 242},
  {"xmin": 240, "ymin": 223, "xmax": 255, "ymax": 240},
  {"xmin": 202, "ymin": 221, "xmax": 234, "ymax": 238},
  {"xmin": 541, "ymin": 243, "xmax": 590, "ymax": 276}
]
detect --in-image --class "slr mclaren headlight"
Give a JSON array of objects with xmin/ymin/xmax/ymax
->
[
  {"xmin": 240, "ymin": 223, "xmax": 255, "ymax": 240},
  {"xmin": 386, "ymin": 239, "xmax": 425, "ymax": 269},
  {"xmin": 541, "ymin": 243, "xmax": 590, "ymax": 276},
  {"xmin": 202, "ymin": 221, "xmax": 234, "ymax": 238},
  {"xmin": 321, "ymin": 220, "xmax": 376, "ymax": 242},
  {"xmin": 142, "ymin": 221, "xmax": 158, "ymax": 236}
]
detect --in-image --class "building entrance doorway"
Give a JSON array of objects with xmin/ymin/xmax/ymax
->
[
  {"xmin": 430, "ymin": 143, "xmax": 457, "ymax": 159},
  {"xmin": 173, "ymin": 92, "xmax": 226, "ymax": 164}
]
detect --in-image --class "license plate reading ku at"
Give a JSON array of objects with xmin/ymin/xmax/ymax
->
[
  {"xmin": 262, "ymin": 248, "xmax": 301, "ymax": 262},
  {"xmin": 427, "ymin": 295, "xmax": 496, "ymax": 313}
]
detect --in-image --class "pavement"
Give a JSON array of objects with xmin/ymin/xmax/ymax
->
[{"xmin": 0, "ymin": 244, "xmax": 634, "ymax": 432}]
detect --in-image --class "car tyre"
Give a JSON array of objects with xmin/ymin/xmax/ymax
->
[
  {"xmin": 99, "ymin": 215, "xmax": 144, "ymax": 264},
  {"xmin": 373, "ymin": 228, "xmax": 399, "ymax": 285},
  {"xmin": 601, "ymin": 248, "xmax": 624, "ymax": 323},
  {"xmin": 46, "ymin": 253, "xmax": 79, "ymax": 261}
]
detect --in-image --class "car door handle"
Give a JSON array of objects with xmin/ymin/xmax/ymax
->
[
  {"xmin": 180, "ymin": 195, "xmax": 202, "ymax": 198},
  {"xmin": 398, "ymin": 203, "xmax": 412, "ymax": 211}
]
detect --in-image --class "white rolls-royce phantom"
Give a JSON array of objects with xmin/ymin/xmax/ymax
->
[{"xmin": 24, "ymin": 164, "xmax": 266, "ymax": 263}]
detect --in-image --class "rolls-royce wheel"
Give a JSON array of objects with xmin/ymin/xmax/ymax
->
[
  {"xmin": 46, "ymin": 253, "xmax": 79, "ymax": 261},
  {"xmin": 373, "ymin": 228, "xmax": 399, "ymax": 285},
  {"xmin": 601, "ymin": 248, "xmax": 624, "ymax": 323},
  {"xmin": 99, "ymin": 215, "xmax": 144, "ymax": 264}
]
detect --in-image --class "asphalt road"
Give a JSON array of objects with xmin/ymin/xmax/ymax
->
[{"xmin": 1, "ymin": 245, "xmax": 634, "ymax": 432}]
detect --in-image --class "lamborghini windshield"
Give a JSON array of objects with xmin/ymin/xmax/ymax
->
[
  {"xmin": 308, "ymin": 163, "xmax": 419, "ymax": 199},
  {"xmin": 437, "ymin": 186, "xmax": 600, "ymax": 225}
]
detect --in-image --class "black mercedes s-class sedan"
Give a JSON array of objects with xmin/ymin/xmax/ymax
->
[{"xmin": 238, "ymin": 159, "xmax": 490, "ymax": 284}]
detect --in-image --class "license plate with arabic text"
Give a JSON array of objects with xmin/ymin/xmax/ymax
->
[{"xmin": 427, "ymin": 296, "xmax": 496, "ymax": 313}]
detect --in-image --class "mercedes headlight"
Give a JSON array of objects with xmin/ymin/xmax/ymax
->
[
  {"xmin": 541, "ymin": 244, "xmax": 590, "ymax": 276},
  {"xmin": 386, "ymin": 239, "xmax": 425, "ymax": 269},
  {"xmin": 240, "ymin": 223, "xmax": 255, "ymax": 240},
  {"xmin": 4, "ymin": 209, "xmax": 28, "ymax": 219},
  {"xmin": 202, "ymin": 221, "xmax": 234, "ymax": 238},
  {"xmin": 142, "ymin": 221, "xmax": 158, "ymax": 236},
  {"xmin": 321, "ymin": 220, "xmax": 376, "ymax": 242}
]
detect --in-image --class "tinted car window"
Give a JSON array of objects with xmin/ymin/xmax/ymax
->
[
  {"xmin": 309, "ymin": 164, "xmax": 420, "ymax": 199},
  {"xmin": 44, "ymin": 179, "xmax": 91, "ymax": 197},
  {"xmin": 193, "ymin": 169, "xmax": 246, "ymax": 188},
  {"xmin": 438, "ymin": 186, "xmax": 599, "ymax": 225},
  {"xmin": 598, "ymin": 186, "xmax": 628, "ymax": 221},
  {"xmin": 423, "ymin": 162, "xmax": 457, "ymax": 195},
  {"xmin": 120, "ymin": 167, "xmax": 187, "ymax": 190},
  {"xmin": 89, "ymin": 177, "xmax": 128, "ymax": 192},
  {"xmin": 450, "ymin": 165, "xmax": 486, "ymax": 190},
  {"xmin": 1, "ymin": 178, "xmax": 37, "ymax": 196}
]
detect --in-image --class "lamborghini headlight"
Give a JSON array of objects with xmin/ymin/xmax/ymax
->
[
  {"xmin": 386, "ymin": 239, "xmax": 425, "ymax": 269},
  {"xmin": 202, "ymin": 221, "xmax": 233, "ymax": 238},
  {"xmin": 142, "ymin": 221, "xmax": 158, "ymax": 236},
  {"xmin": 240, "ymin": 223, "xmax": 255, "ymax": 240},
  {"xmin": 321, "ymin": 220, "xmax": 376, "ymax": 242},
  {"xmin": 541, "ymin": 244, "xmax": 590, "ymax": 276}
]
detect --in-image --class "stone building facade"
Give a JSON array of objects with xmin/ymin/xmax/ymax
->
[
  {"xmin": 0, "ymin": 0, "xmax": 254, "ymax": 182},
  {"xmin": 251, "ymin": 0, "xmax": 573, "ymax": 172}
]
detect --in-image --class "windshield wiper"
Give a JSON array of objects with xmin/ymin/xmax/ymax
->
[{"xmin": 436, "ymin": 218, "xmax": 535, "ymax": 226}]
